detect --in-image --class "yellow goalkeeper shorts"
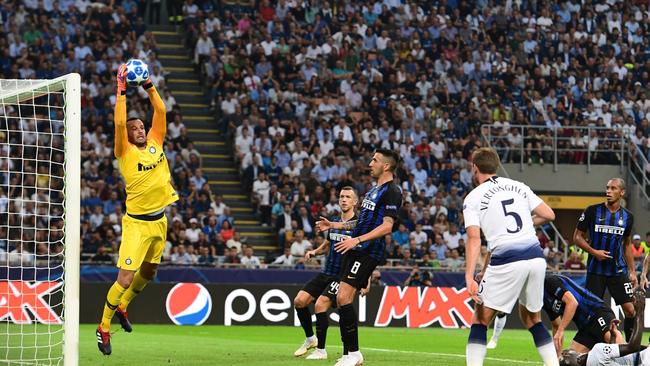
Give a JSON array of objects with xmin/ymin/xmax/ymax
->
[{"xmin": 117, "ymin": 213, "xmax": 168, "ymax": 271}]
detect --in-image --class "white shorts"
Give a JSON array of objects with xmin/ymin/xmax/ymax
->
[{"xmin": 477, "ymin": 257, "xmax": 546, "ymax": 314}]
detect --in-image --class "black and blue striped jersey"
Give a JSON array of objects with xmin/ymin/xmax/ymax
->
[
  {"xmin": 543, "ymin": 274, "xmax": 604, "ymax": 330},
  {"xmin": 324, "ymin": 216, "xmax": 356, "ymax": 277},
  {"xmin": 577, "ymin": 203, "xmax": 634, "ymax": 276},
  {"xmin": 353, "ymin": 181, "xmax": 402, "ymax": 261}
]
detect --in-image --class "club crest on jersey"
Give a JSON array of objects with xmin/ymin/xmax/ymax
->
[
  {"xmin": 618, "ymin": 218, "xmax": 624, "ymax": 226},
  {"xmin": 371, "ymin": 191, "xmax": 378, "ymax": 199},
  {"xmin": 579, "ymin": 213, "xmax": 585, "ymax": 222},
  {"xmin": 149, "ymin": 146, "xmax": 156, "ymax": 154},
  {"xmin": 361, "ymin": 198, "xmax": 376, "ymax": 211}
]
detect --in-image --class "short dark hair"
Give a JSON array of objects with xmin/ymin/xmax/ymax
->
[
  {"xmin": 340, "ymin": 186, "xmax": 358, "ymax": 199},
  {"xmin": 472, "ymin": 147, "xmax": 500, "ymax": 174},
  {"xmin": 126, "ymin": 117, "xmax": 140, "ymax": 123},
  {"xmin": 375, "ymin": 149, "xmax": 400, "ymax": 172}
]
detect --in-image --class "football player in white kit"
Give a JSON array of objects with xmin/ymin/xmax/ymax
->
[
  {"xmin": 463, "ymin": 148, "xmax": 558, "ymax": 366},
  {"xmin": 559, "ymin": 289, "xmax": 646, "ymax": 366}
]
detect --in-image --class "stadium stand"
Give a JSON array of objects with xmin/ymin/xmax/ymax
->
[{"xmin": 3, "ymin": 0, "xmax": 650, "ymax": 275}]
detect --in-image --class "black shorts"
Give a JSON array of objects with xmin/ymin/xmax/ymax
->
[
  {"xmin": 573, "ymin": 307, "xmax": 616, "ymax": 349},
  {"xmin": 586, "ymin": 273, "xmax": 633, "ymax": 305},
  {"xmin": 301, "ymin": 273, "xmax": 336, "ymax": 299},
  {"xmin": 319, "ymin": 279, "xmax": 339, "ymax": 306},
  {"xmin": 339, "ymin": 250, "xmax": 379, "ymax": 290}
]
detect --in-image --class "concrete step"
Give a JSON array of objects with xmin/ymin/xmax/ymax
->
[
  {"xmin": 153, "ymin": 34, "xmax": 183, "ymax": 44},
  {"xmin": 159, "ymin": 57, "xmax": 195, "ymax": 68},
  {"xmin": 149, "ymin": 25, "xmax": 177, "ymax": 33}
]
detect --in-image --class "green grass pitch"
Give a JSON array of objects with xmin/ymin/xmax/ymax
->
[{"xmin": 3, "ymin": 324, "xmax": 574, "ymax": 365}]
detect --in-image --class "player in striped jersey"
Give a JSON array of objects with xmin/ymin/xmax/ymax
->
[
  {"xmin": 559, "ymin": 290, "xmax": 646, "ymax": 366},
  {"xmin": 316, "ymin": 149, "xmax": 402, "ymax": 366},
  {"xmin": 544, "ymin": 274, "xmax": 619, "ymax": 356},
  {"xmin": 293, "ymin": 187, "xmax": 358, "ymax": 359},
  {"xmin": 573, "ymin": 178, "xmax": 636, "ymax": 340}
]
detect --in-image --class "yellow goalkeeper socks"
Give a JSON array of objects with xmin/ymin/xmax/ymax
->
[
  {"xmin": 100, "ymin": 282, "xmax": 127, "ymax": 331},
  {"xmin": 119, "ymin": 271, "xmax": 151, "ymax": 311}
]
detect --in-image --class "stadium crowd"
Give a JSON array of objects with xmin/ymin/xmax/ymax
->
[
  {"xmin": 187, "ymin": 0, "xmax": 650, "ymax": 268},
  {"xmin": 2, "ymin": 0, "xmax": 650, "ymax": 273}
]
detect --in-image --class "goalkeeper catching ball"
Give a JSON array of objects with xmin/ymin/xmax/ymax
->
[{"xmin": 96, "ymin": 64, "xmax": 178, "ymax": 355}]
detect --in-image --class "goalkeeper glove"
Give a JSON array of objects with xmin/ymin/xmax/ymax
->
[{"xmin": 116, "ymin": 64, "xmax": 127, "ymax": 95}]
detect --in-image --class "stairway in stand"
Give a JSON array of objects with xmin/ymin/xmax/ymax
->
[{"xmin": 149, "ymin": 24, "xmax": 277, "ymax": 253}]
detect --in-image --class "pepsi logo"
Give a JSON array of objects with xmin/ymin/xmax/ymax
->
[{"xmin": 166, "ymin": 283, "xmax": 212, "ymax": 325}]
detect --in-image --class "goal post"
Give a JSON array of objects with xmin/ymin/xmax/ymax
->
[{"xmin": 0, "ymin": 73, "xmax": 80, "ymax": 366}]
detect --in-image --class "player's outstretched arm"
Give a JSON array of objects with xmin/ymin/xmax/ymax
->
[
  {"xmin": 623, "ymin": 235, "xmax": 638, "ymax": 288},
  {"xmin": 617, "ymin": 290, "xmax": 645, "ymax": 356},
  {"xmin": 143, "ymin": 79, "xmax": 167, "ymax": 145},
  {"xmin": 640, "ymin": 253, "xmax": 650, "ymax": 289},
  {"xmin": 554, "ymin": 291, "xmax": 579, "ymax": 355},
  {"xmin": 114, "ymin": 64, "xmax": 129, "ymax": 158},
  {"xmin": 305, "ymin": 240, "xmax": 330, "ymax": 261},
  {"xmin": 335, "ymin": 216, "xmax": 393, "ymax": 254}
]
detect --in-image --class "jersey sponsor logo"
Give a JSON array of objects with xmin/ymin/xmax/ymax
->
[
  {"xmin": 0, "ymin": 281, "xmax": 63, "ymax": 324},
  {"xmin": 361, "ymin": 199, "xmax": 376, "ymax": 211},
  {"xmin": 137, "ymin": 152, "xmax": 166, "ymax": 172},
  {"xmin": 166, "ymin": 283, "xmax": 212, "ymax": 325},
  {"xmin": 375, "ymin": 286, "xmax": 473, "ymax": 328},
  {"xmin": 386, "ymin": 205, "xmax": 397, "ymax": 210},
  {"xmin": 594, "ymin": 224, "xmax": 625, "ymax": 235},
  {"xmin": 329, "ymin": 232, "xmax": 351, "ymax": 242}
]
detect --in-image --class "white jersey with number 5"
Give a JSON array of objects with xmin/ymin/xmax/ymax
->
[{"xmin": 463, "ymin": 176, "xmax": 543, "ymax": 257}]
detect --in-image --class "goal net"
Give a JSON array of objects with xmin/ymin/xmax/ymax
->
[{"xmin": 0, "ymin": 74, "xmax": 80, "ymax": 366}]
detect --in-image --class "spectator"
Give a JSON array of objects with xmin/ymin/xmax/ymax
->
[
  {"xmin": 222, "ymin": 247, "xmax": 241, "ymax": 266},
  {"xmin": 392, "ymin": 224, "xmax": 409, "ymax": 247},
  {"xmin": 186, "ymin": 218, "xmax": 202, "ymax": 244},
  {"xmin": 220, "ymin": 220, "xmax": 235, "ymax": 243},
  {"xmin": 430, "ymin": 235, "xmax": 447, "ymax": 261},
  {"xmin": 241, "ymin": 247, "xmax": 261, "ymax": 269},
  {"xmin": 409, "ymin": 224, "xmax": 428, "ymax": 250},
  {"xmin": 226, "ymin": 232, "xmax": 243, "ymax": 254},
  {"xmin": 272, "ymin": 248, "xmax": 293, "ymax": 267},
  {"xmin": 171, "ymin": 244, "xmax": 193, "ymax": 265},
  {"xmin": 631, "ymin": 234, "xmax": 645, "ymax": 260},
  {"xmin": 289, "ymin": 230, "xmax": 312, "ymax": 262},
  {"xmin": 197, "ymin": 246, "xmax": 215, "ymax": 266},
  {"xmin": 444, "ymin": 249, "xmax": 465, "ymax": 271},
  {"xmin": 564, "ymin": 251, "xmax": 586, "ymax": 270}
]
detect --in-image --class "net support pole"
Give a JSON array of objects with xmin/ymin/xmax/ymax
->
[{"xmin": 63, "ymin": 73, "xmax": 81, "ymax": 366}]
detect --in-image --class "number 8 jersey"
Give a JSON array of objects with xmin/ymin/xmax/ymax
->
[{"xmin": 463, "ymin": 176, "xmax": 544, "ymax": 260}]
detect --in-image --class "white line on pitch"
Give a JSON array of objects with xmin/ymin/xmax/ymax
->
[{"xmin": 363, "ymin": 346, "xmax": 539, "ymax": 365}]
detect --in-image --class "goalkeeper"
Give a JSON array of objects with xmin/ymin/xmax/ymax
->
[{"xmin": 96, "ymin": 64, "xmax": 178, "ymax": 355}]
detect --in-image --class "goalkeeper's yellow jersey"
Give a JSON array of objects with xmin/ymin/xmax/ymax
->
[{"xmin": 114, "ymin": 87, "xmax": 178, "ymax": 215}]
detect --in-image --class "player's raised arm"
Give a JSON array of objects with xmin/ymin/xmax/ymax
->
[
  {"xmin": 143, "ymin": 79, "xmax": 167, "ymax": 145},
  {"xmin": 114, "ymin": 64, "xmax": 129, "ymax": 158}
]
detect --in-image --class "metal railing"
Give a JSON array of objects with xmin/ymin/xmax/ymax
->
[
  {"xmin": 626, "ymin": 142, "xmax": 650, "ymax": 208},
  {"xmin": 482, "ymin": 124, "xmax": 626, "ymax": 173}
]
